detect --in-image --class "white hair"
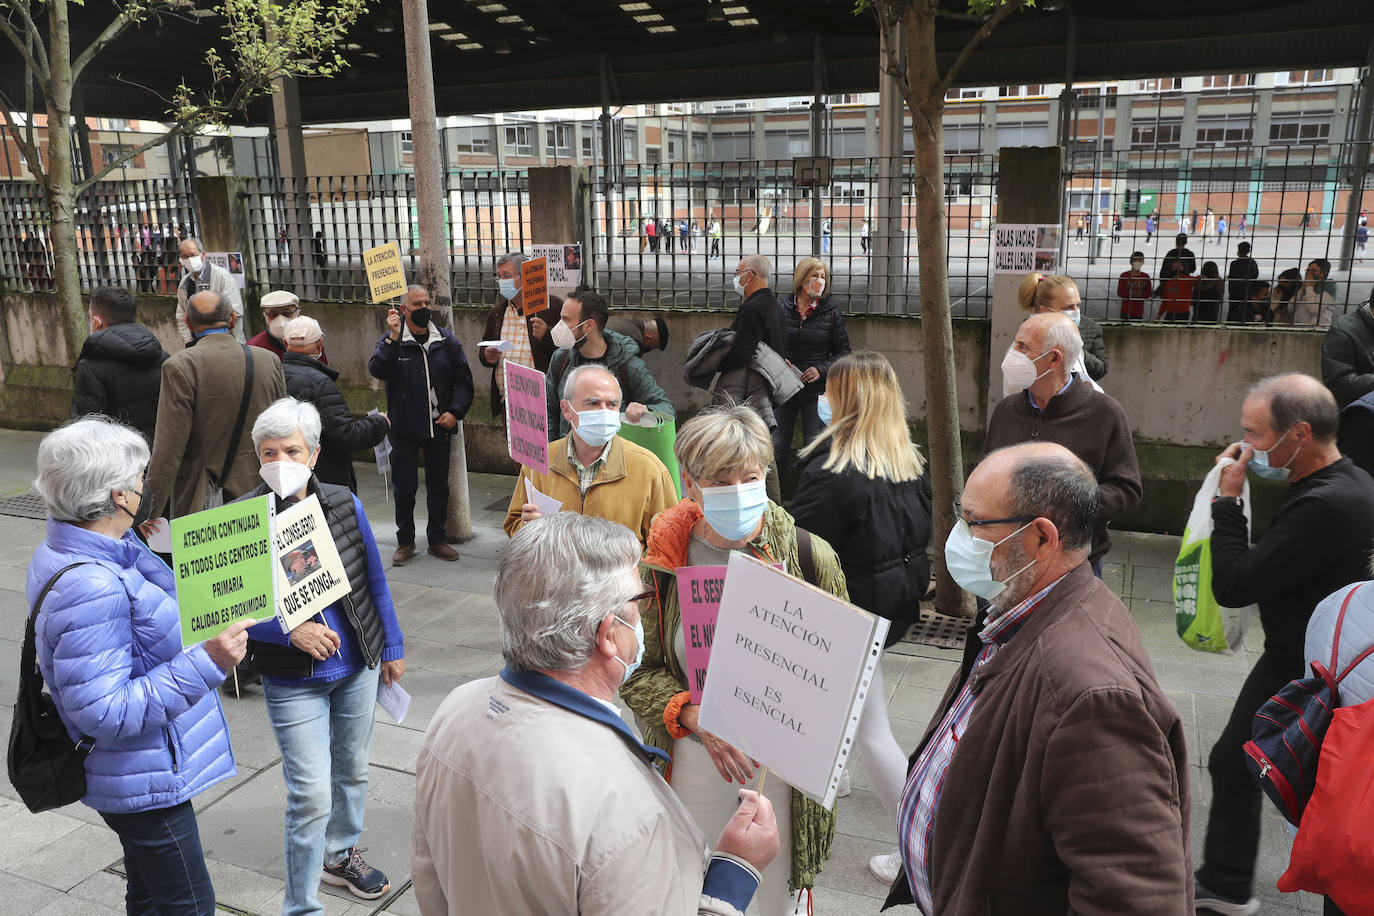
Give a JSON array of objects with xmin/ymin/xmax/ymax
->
[
  {"xmin": 252, "ymin": 397, "xmax": 322, "ymax": 452},
  {"xmin": 496, "ymin": 251, "xmax": 527, "ymax": 271},
  {"xmin": 741, "ymin": 253, "xmax": 771, "ymax": 282},
  {"xmin": 562, "ymin": 363, "xmax": 622, "ymax": 402},
  {"xmin": 34, "ymin": 416, "xmax": 149, "ymax": 522},
  {"xmin": 496, "ymin": 513, "xmax": 641, "ymax": 672},
  {"xmin": 1041, "ymin": 315, "xmax": 1083, "ymax": 368}
]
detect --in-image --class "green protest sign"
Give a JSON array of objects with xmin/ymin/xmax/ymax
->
[{"xmin": 171, "ymin": 496, "xmax": 274, "ymax": 646}]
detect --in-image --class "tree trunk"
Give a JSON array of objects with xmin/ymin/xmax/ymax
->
[
  {"xmin": 905, "ymin": 6, "xmax": 975, "ymax": 619},
  {"xmin": 44, "ymin": 0, "xmax": 85, "ymax": 363}
]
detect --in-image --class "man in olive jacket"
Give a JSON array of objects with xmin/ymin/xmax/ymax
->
[
  {"xmin": 147, "ymin": 291, "xmax": 286, "ymax": 519},
  {"xmin": 885, "ymin": 443, "xmax": 1189, "ymax": 915}
]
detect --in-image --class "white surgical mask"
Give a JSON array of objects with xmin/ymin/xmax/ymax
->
[
  {"xmin": 1001, "ymin": 346, "xmax": 1053, "ymax": 393},
  {"xmin": 699, "ymin": 480, "xmax": 769, "ymax": 543},
  {"xmin": 259, "ymin": 460, "xmax": 312, "ymax": 499},
  {"xmin": 612, "ymin": 614, "xmax": 646, "ymax": 685},
  {"xmin": 944, "ymin": 517, "xmax": 1036, "ymax": 601},
  {"xmin": 268, "ymin": 316, "xmax": 289, "ymax": 340},
  {"xmin": 574, "ymin": 408, "xmax": 621, "ymax": 448},
  {"xmin": 180, "ymin": 255, "xmax": 204, "ymax": 273},
  {"xmin": 732, "ymin": 274, "xmax": 749, "ymax": 297},
  {"xmin": 550, "ymin": 320, "xmax": 585, "ymax": 351},
  {"xmin": 1063, "ymin": 308, "xmax": 1081, "ymax": 327}
]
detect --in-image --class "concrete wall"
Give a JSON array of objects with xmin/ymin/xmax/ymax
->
[{"xmin": 1, "ymin": 289, "xmax": 1323, "ymax": 534}]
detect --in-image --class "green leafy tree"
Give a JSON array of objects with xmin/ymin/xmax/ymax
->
[
  {"xmin": 860, "ymin": 0, "xmax": 1030, "ymax": 617},
  {"xmin": 0, "ymin": 0, "xmax": 367, "ymax": 359}
]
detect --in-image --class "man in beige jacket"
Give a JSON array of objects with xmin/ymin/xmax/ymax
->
[
  {"xmin": 413, "ymin": 513, "xmax": 778, "ymax": 916},
  {"xmin": 147, "ymin": 291, "xmax": 285, "ymax": 519}
]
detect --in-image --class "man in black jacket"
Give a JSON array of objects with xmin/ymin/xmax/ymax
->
[
  {"xmin": 1321, "ymin": 299, "xmax": 1374, "ymax": 408},
  {"xmin": 71, "ymin": 286, "xmax": 168, "ymax": 443},
  {"xmin": 1225, "ymin": 242, "xmax": 1260, "ymax": 323},
  {"xmin": 1160, "ymin": 233, "xmax": 1197, "ymax": 282},
  {"xmin": 367, "ymin": 286, "xmax": 474, "ymax": 566},
  {"xmin": 281, "ymin": 316, "xmax": 388, "ymax": 493},
  {"xmin": 1195, "ymin": 373, "xmax": 1374, "ymax": 914},
  {"xmin": 722, "ymin": 254, "xmax": 786, "ymax": 370}
]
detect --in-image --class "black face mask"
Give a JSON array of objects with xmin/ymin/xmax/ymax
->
[
  {"xmin": 409, "ymin": 307, "xmax": 432, "ymax": 328},
  {"xmin": 117, "ymin": 488, "xmax": 153, "ymax": 528}
]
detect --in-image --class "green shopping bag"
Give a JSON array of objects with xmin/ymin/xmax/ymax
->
[
  {"xmin": 1175, "ymin": 458, "xmax": 1247, "ymax": 654},
  {"xmin": 617, "ymin": 412, "xmax": 682, "ymax": 498}
]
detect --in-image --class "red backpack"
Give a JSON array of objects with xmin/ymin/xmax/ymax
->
[{"xmin": 1242, "ymin": 583, "xmax": 1374, "ymax": 826}]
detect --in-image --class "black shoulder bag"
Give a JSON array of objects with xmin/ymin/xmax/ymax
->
[
  {"xmin": 205, "ymin": 344, "xmax": 256, "ymax": 509},
  {"xmin": 8, "ymin": 563, "xmax": 95, "ymax": 813}
]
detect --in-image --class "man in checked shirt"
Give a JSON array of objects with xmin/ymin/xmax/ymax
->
[{"xmin": 882, "ymin": 442, "xmax": 1191, "ymax": 915}]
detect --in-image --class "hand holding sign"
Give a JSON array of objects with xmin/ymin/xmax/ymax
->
[
  {"xmin": 290, "ymin": 621, "xmax": 341, "ymax": 660},
  {"xmin": 202, "ymin": 617, "xmax": 257, "ymax": 671}
]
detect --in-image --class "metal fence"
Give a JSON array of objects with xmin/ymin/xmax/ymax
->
[
  {"xmin": 1061, "ymin": 142, "xmax": 1374, "ymax": 327},
  {"xmin": 0, "ymin": 178, "xmax": 198, "ymax": 294}
]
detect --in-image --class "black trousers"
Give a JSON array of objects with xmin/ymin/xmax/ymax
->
[
  {"xmin": 390, "ymin": 435, "xmax": 451, "ymax": 547},
  {"xmin": 1198, "ymin": 651, "xmax": 1297, "ymax": 899}
]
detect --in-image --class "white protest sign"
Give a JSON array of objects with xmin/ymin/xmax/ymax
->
[
  {"xmin": 531, "ymin": 243, "xmax": 582, "ymax": 296},
  {"xmin": 204, "ymin": 251, "xmax": 247, "ymax": 289},
  {"xmin": 993, "ymin": 223, "xmax": 1060, "ymax": 274},
  {"xmin": 698, "ymin": 552, "xmax": 888, "ymax": 810},
  {"xmin": 368, "ymin": 409, "xmax": 392, "ymax": 476},
  {"xmin": 272, "ymin": 494, "xmax": 351, "ymax": 633}
]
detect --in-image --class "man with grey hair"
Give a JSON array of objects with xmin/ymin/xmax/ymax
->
[
  {"xmin": 477, "ymin": 252, "xmax": 561, "ymax": 420},
  {"xmin": 504, "ymin": 364, "xmax": 675, "ymax": 546},
  {"xmin": 981, "ymin": 311, "xmax": 1140, "ymax": 575},
  {"xmin": 722, "ymin": 253, "xmax": 786, "ymax": 371},
  {"xmin": 1193, "ymin": 372, "xmax": 1374, "ymax": 915},
  {"xmin": 887, "ymin": 442, "xmax": 1189, "ymax": 914},
  {"xmin": 174, "ymin": 236, "xmax": 244, "ymax": 344},
  {"xmin": 146, "ymin": 290, "xmax": 285, "ymax": 520},
  {"xmin": 413, "ymin": 512, "xmax": 780, "ymax": 916}
]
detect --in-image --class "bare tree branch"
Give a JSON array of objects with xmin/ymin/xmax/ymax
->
[
  {"xmin": 0, "ymin": 3, "xmax": 50, "ymax": 82},
  {"xmin": 74, "ymin": 123, "xmax": 187, "ymax": 192},
  {"xmin": 934, "ymin": 0, "xmax": 1026, "ymax": 100},
  {"xmin": 22, "ymin": 27, "xmax": 38, "ymax": 173},
  {"xmin": 0, "ymin": 90, "xmax": 46, "ymax": 188},
  {"xmin": 72, "ymin": 1, "xmax": 181, "ymax": 80}
]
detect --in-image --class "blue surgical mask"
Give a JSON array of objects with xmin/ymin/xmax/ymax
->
[
  {"xmin": 944, "ymin": 517, "xmax": 1036, "ymax": 601},
  {"xmin": 699, "ymin": 480, "xmax": 769, "ymax": 542},
  {"xmin": 1064, "ymin": 308, "xmax": 1081, "ymax": 327},
  {"xmin": 1249, "ymin": 429, "xmax": 1300, "ymax": 481},
  {"xmin": 612, "ymin": 614, "xmax": 645, "ymax": 684},
  {"xmin": 574, "ymin": 408, "xmax": 621, "ymax": 448},
  {"xmin": 817, "ymin": 395, "xmax": 832, "ymax": 426},
  {"xmin": 498, "ymin": 278, "xmax": 519, "ymax": 300}
]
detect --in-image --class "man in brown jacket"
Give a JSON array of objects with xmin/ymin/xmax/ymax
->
[
  {"xmin": 885, "ymin": 442, "xmax": 1190, "ymax": 915},
  {"xmin": 982, "ymin": 312, "xmax": 1141, "ymax": 575},
  {"xmin": 147, "ymin": 291, "xmax": 286, "ymax": 519}
]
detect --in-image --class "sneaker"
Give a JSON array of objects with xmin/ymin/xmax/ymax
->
[
  {"xmin": 321, "ymin": 847, "xmax": 390, "ymax": 900},
  {"xmin": 1194, "ymin": 878, "xmax": 1258, "ymax": 915},
  {"xmin": 869, "ymin": 851, "xmax": 902, "ymax": 885},
  {"xmin": 835, "ymin": 772, "xmax": 851, "ymax": 798}
]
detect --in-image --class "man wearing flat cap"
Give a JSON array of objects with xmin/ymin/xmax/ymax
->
[
  {"xmin": 248, "ymin": 289, "xmax": 327, "ymax": 364},
  {"xmin": 281, "ymin": 315, "xmax": 388, "ymax": 492}
]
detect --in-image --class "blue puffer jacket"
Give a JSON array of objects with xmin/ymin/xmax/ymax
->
[{"xmin": 27, "ymin": 520, "xmax": 236, "ymax": 814}]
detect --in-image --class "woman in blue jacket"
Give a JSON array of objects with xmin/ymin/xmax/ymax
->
[
  {"xmin": 28, "ymin": 416, "xmax": 250, "ymax": 915},
  {"xmin": 241, "ymin": 398, "xmax": 405, "ymax": 915}
]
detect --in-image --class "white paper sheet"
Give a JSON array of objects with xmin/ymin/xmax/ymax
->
[
  {"xmin": 524, "ymin": 477, "xmax": 563, "ymax": 518},
  {"xmin": 376, "ymin": 680, "xmax": 411, "ymax": 724},
  {"xmin": 478, "ymin": 339, "xmax": 514, "ymax": 352},
  {"xmin": 145, "ymin": 518, "xmax": 172, "ymax": 553}
]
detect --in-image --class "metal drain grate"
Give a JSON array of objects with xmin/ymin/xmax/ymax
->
[
  {"xmin": 899, "ymin": 606, "xmax": 969, "ymax": 651},
  {"xmin": 0, "ymin": 491, "xmax": 47, "ymax": 520}
]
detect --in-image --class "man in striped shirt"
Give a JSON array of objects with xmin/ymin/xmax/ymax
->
[{"xmin": 885, "ymin": 442, "xmax": 1190, "ymax": 915}]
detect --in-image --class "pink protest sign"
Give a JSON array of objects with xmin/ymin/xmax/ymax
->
[
  {"xmin": 503, "ymin": 362, "xmax": 549, "ymax": 474},
  {"xmin": 677, "ymin": 563, "xmax": 783, "ymax": 703}
]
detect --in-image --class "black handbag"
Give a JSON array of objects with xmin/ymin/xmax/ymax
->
[
  {"xmin": 244, "ymin": 638, "xmax": 314, "ymax": 680},
  {"xmin": 8, "ymin": 563, "xmax": 95, "ymax": 813}
]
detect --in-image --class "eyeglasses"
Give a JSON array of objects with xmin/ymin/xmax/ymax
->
[{"xmin": 952, "ymin": 501, "xmax": 1037, "ymax": 528}]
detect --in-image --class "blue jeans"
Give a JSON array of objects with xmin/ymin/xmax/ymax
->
[
  {"xmin": 264, "ymin": 666, "xmax": 381, "ymax": 916},
  {"xmin": 100, "ymin": 800, "xmax": 216, "ymax": 916}
]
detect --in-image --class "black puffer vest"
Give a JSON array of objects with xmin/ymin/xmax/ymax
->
[{"xmin": 243, "ymin": 478, "xmax": 385, "ymax": 667}]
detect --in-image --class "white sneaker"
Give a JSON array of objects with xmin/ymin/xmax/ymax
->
[
  {"xmin": 869, "ymin": 851, "xmax": 902, "ymax": 885},
  {"xmin": 835, "ymin": 772, "xmax": 851, "ymax": 798},
  {"xmin": 788, "ymin": 889, "xmax": 813, "ymax": 915}
]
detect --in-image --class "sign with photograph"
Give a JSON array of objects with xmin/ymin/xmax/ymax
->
[
  {"xmin": 205, "ymin": 251, "xmax": 246, "ymax": 289},
  {"xmin": 271, "ymin": 494, "xmax": 351, "ymax": 633},
  {"xmin": 994, "ymin": 223, "xmax": 1061, "ymax": 274},
  {"xmin": 530, "ymin": 243, "xmax": 581, "ymax": 296}
]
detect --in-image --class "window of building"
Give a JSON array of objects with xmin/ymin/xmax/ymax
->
[
  {"xmin": 666, "ymin": 131, "xmax": 682, "ymax": 160},
  {"xmin": 944, "ymin": 87, "xmax": 983, "ymax": 101},
  {"xmin": 998, "ymin": 85, "xmax": 1045, "ymax": 99},
  {"xmin": 997, "ymin": 121, "xmax": 1050, "ymax": 147},
  {"xmin": 1131, "ymin": 120, "xmax": 1182, "ymax": 149},
  {"xmin": 545, "ymin": 124, "xmax": 573, "ymax": 157},
  {"xmin": 582, "ymin": 122, "xmax": 598, "ymax": 158},
  {"xmin": 622, "ymin": 127, "xmax": 637, "ymax": 160},
  {"xmin": 1200, "ymin": 74, "xmax": 1255, "ymax": 90},
  {"xmin": 764, "ymin": 130, "xmax": 811, "ymax": 159},
  {"xmin": 1136, "ymin": 78, "xmax": 1183, "ymax": 92},
  {"xmin": 401, "ymin": 131, "xmax": 413, "ymax": 154},
  {"xmin": 101, "ymin": 145, "xmax": 136, "ymax": 166},
  {"xmin": 944, "ymin": 124, "xmax": 982, "ymax": 153},
  {"xmin": 711, "ymin": 132, "xmax": 752, "ymax": 160},
  {"xmin": 691, "ymin": 132, "xmax": 708, "ymax": 159},
  {"xmin": 831, "ymin": 183, "xmax": 866, "ymax": 200},
  {"xmin": 832, "ymin": 128, "xmax": 867, "ymax": 158},
  {"xmin": 504, "ymin": 124, "xmax": 533, "ymax": 155},
  {"xmin": 1279, "ymin": 70, "xmax": 1335, "ymax": 85},
  {"xmin": 1195, "ymin": 114, "xmax": 1253, "ymax": 147},
  {"xmin": 454, "ymin": 126, "xmax": 493, "ymax": 154},
  {"xmin": 1269, "ymin": 111, "xmax": 1333, "ymax": 144}
]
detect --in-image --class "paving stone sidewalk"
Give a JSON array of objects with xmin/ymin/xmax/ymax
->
[{"xmin": 0, "ymin": 429, "xmax": 1326, "ymax": 914}]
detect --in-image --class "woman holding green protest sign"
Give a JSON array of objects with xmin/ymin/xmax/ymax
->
[
  {"xmin": 623, "ymin": 404, "xmax": 846, "ymax": 916},
  {"xmin": 26, "ymin": 415, "xmax": 248, "ymax": 914}
]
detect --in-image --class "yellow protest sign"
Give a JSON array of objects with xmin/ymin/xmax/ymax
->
[{"xmin": 364, "ymin": 241, "xmax": 406, "ymax": 304}]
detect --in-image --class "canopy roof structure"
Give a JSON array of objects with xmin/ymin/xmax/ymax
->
[{"xmin": 3, "ymin": 0, "xmax": 1373, "ymax": 124}]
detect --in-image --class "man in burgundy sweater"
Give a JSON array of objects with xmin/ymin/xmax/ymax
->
[{"xmin": 981, "ymin": 312, "xmax": 1141, "ymax": 575}]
